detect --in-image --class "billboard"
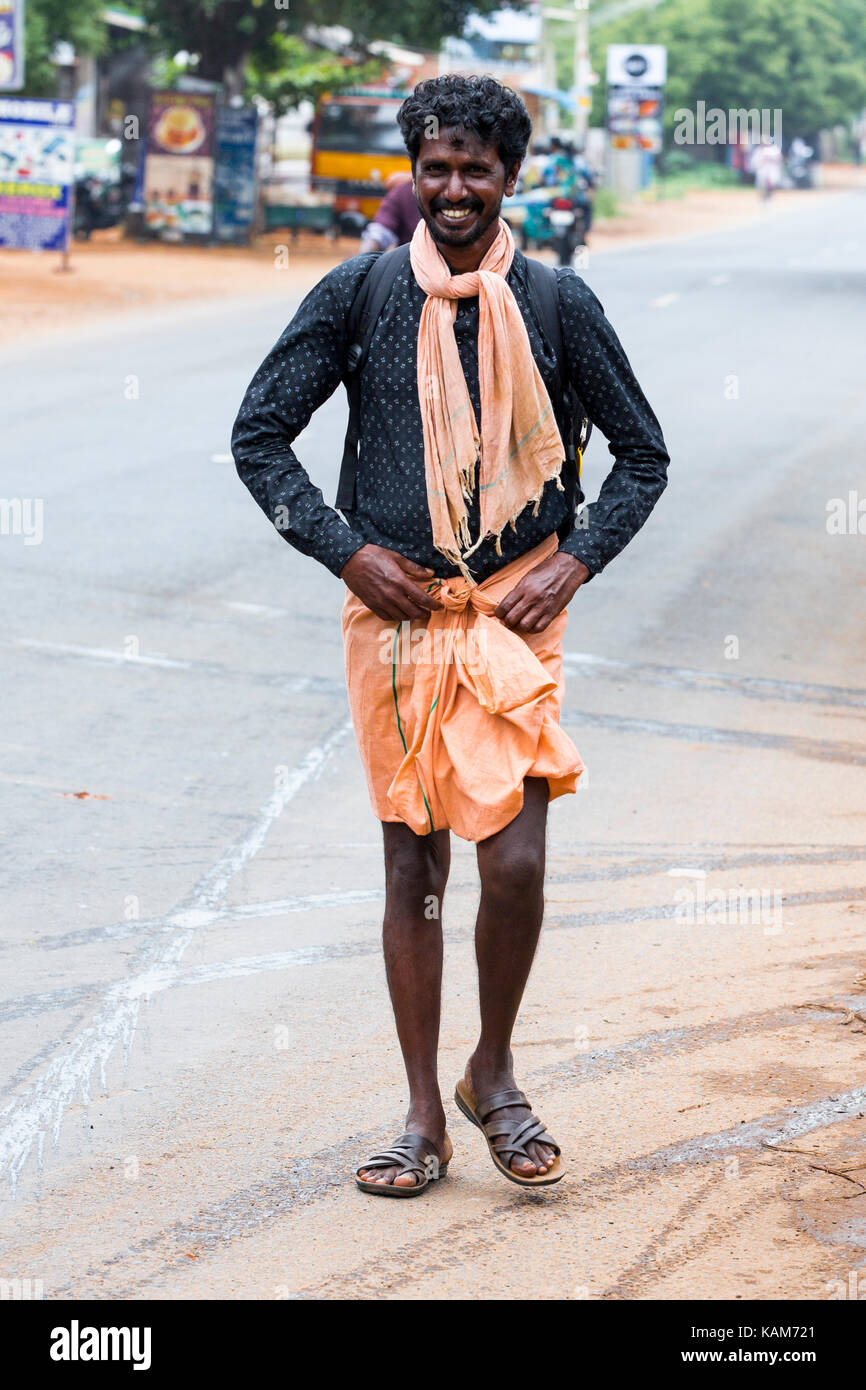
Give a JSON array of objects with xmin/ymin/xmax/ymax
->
[
  {"xmin": 0, "ymin": 0, "xmax": 24, "ymax": 92},
  {"xmin": 143, "ymin": 90, "xmax": 216, "ymax": 238},
  {"xmin": 0, "ymin": 96, "xmax": 75, "ymax": 250},
  {"xmin": 606, "ymin": 44, "xmax": 667, "ymax": 153},
  {"xmin": 213, "ymin": 105, "xmax": 258, "ymax": 242}
]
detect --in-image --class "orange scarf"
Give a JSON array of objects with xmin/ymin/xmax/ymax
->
[{"xmin": 409, "ymin": 217, "xmax": 565, "ymax": 576}]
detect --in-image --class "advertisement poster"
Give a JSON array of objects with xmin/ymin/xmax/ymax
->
[
  {"xmin": 75, "ymin": 137, "xmax": 121, "ymax": 180},
  {"xmin": 0, "ymin": 0, "xmax": 24, "ymax": 91},
  {"xmin": 144, "ymin": 90, "xmax": 215, "ymax": 238},
  {"xmin": 0, "ymin": 96, "xmax": 75, "ymax": 250},
  {"xmin": 213, "ymin": 105, "xmax": 258, "ymax": 242},
  {"xmin": 606, "ymin": 45, "xmax": 666, "ymax": 153}
]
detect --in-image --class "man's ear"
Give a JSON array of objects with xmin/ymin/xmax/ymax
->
[{"xmin": 504, "ymin": 160, "xmax": 521, "ymax": 197}]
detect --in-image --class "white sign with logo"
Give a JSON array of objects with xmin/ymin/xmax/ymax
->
[
  {"xmin": 606, "ymin": 45, "xmax": 667, "ymax": 89},
  {"xmin": 606, "ymin": 44, "xmax": 666, "ymax": 153}
]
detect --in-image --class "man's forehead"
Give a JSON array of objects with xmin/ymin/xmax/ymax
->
[{"xmin": 416, "ymin": 127, "xmax": 500, "ymax": 163}]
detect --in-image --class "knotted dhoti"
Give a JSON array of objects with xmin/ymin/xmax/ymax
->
[{"xmin": 342, "ymin": 533, "xmax": 583, "ymax": 842}]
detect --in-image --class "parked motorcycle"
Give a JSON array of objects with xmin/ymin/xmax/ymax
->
[
  {"xmin": 503, "ymin": 184, "xmax": 590, "ymax": 266},
  {"xmin": 73, "ymin": 176, "xmax": 127, "ymax": 240}
]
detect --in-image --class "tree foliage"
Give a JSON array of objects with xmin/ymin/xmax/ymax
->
[
  {"xmin": 245, "ymin": 35, "xmax": 381, "ymax": 116},
  {"xmin": 19, "ymin": 0, "xmax": 108, "ymax": 97},
  {"xmin": 140, "ymin": 0, "xmax": 529, "ymax": 95},
  {"xmin": 586, "ymin": 0, "xmax": 866, "ymax": 142}
]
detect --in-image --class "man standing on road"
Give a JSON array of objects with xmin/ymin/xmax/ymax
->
[{"xmin": 233, "ymin": 75, "xmax": 669, "ymax": 1196}]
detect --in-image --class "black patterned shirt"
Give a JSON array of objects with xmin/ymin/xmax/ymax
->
[{"xmin": 232, "ymin": 249, "xmax": 669, "ymax": 582}]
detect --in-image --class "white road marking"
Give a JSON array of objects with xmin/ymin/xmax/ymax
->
[
  {"xmin": 210, "ymin": 453, "xmax": 233, "ymax": 463},
  {"xmin": 224, "ymin": 601, "xmax": 288, "ymax": 619},
  {"xmin": 18, "ymin": 640, "xmax": 191, "ymax": 670},
  {"xmin": 666, "ymin": 868, "xmax": 708, "ymax": 879},
  {"xmin": 708, "ymin": 273, "xmax": 730, "ymax": 286},
  {"xmin": 650, "ymin": 292, "xmax": 679, "ymax": 309},
  {"xmin": 227, "ymin": 889, "xmax": 381, "ymax": 921},
  {"xmin": 0, "ymin": 718, "xmax": 352, "ymax": 1191}
]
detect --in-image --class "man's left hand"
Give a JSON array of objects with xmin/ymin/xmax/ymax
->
[{"xmin": 494, "ymin": 552, "xmax": 590, "ymax": 634}]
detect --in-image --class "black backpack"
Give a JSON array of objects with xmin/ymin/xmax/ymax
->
[{"xmin": 336, "ymin": 244, "xmax": 591, "ymax": 540}]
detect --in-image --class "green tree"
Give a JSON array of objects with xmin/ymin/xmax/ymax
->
[
  {"xmin": 19, "ymin": 0, "xmax": 108, "ymax": 97},
  {"xmin": 587, "ymin": 0, "xmax": 866, "ymax": 145},
  {"xmin": 140, "ymin": 0, "xmax": 530, "ymax": 101}
]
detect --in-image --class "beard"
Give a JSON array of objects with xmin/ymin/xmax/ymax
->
[{"xmin": 420, "ymin": 198, "xmax": 501, "ymax": 247}]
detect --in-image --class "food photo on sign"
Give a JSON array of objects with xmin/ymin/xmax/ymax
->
[{"xmin": 143, "ymin": 90, "xmax": 216, "ymax": 239}]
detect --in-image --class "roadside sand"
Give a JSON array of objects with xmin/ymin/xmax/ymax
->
[{"xmin": 4, "ymin": 167, "xmax": 865, "ymax": 344}]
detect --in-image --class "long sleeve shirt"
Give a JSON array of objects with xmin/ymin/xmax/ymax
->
[{"xmin": 232, "ymin": 248, "xmax": 669, "ymax": 582}]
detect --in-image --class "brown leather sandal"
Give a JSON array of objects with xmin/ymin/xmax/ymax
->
[
  {"xmin": 454, "ymin": 1079, "xmax": 564, "ymax": 1187},
  {"xmin": 354, "ymin": 1132, "xmax": 450, "ymax": 1197}
]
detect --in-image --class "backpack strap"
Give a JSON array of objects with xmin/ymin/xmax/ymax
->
[
  {"xmin": 523, "ymin": 256, "xmax": 574, "ymax": 466},
  {"xmin": 524, "ymin": 256, "xmax": 595, "ymax": 543},
  {"xmin": 337, "ymin": 245, "xmax": 411, "ymax": 511}
]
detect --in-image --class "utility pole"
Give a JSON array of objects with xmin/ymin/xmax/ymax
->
[
  {"xmin": 543, "ymin": 2, "xmax": 593, "ymax": 143},
  {"xmin": 574, "ymin": 0, "xmax": 591, "ymax": 147}
]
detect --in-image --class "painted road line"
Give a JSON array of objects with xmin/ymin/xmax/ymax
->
[
  {"xmin": 651, "ymin": 292, "xmax": 680, "ymax": 309},
  {"xmin": 18, "ymin": 640, "xmax": 192, "ymax": 670},
  {"xmin": 224, "ymin": 601, "xmax": 288, "ymax": 618},
  {"xmin": 0, "ymin": 718, "xmax": 352, "ymax": 1191}
]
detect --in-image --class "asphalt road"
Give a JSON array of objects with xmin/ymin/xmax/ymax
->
[{"xmin": 2, "ymin": 188, "xmax": 866, "ymax": 1300}]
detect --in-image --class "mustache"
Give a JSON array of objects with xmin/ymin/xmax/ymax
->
[{"xmin": 431, "ymin": 199, "xmax": 482, "ymax": 213}]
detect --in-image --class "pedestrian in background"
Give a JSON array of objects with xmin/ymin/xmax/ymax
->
[
  {"xmin": 751, "ymin": 137, "xmax": 783, "ymax": 200},
  {"xmin": 358, "ymin": 171, "xmax": 421, "ymax": 254}
]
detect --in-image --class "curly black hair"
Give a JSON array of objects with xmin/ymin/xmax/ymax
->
[{"xmin": 397, "ymin": 74, "xmax": 532, "ymax": 172}]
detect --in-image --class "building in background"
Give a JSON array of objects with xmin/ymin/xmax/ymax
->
[{"xmin": 439, "ymin": 6, "xmax": 545, "ymax": 127}]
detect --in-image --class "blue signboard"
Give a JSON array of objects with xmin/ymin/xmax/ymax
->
[
  {"xmin": 213, "ymin": 105, "xmax": 258, "ymax": 242},
  {"xmin": 0, "ymin": 97, "xmax": 75, "ymax": 249}
]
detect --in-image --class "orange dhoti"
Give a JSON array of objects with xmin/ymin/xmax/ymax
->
[{"xmin": 342, "ymin": 533, "xmax": 584, "ymax": 842}]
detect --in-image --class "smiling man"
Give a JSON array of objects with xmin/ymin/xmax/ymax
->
[{"xmin": 232, "ymin": 75, "xmax": 669, "ymax": 1196}]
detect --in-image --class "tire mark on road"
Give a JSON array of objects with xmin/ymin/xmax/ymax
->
[
  {"xmin": 43, "ymin": 997, "xmax": 865, "ymax": 1298},
  {"xmin": 5, "ymin": 886, "xmax": 865, "ymax": 1025},
  {"xmin": 561, "ymin": 710, "xmax": 866, "ymax": 766},
  {"xmin": 562, "ymin": 652, "xmax": 866, "ymax": 709},
  {"xmin": 9, "ymin": 848, "xmax": 866, "ymax": 956}
]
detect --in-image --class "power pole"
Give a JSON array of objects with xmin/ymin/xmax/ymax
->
[
  {"xmin": 574, "ymin": 0, "xmax": 591, "ymax": 146},
  {"xmin": 543, "ymin": 2, "xmax": 593, "ymax": 140}
]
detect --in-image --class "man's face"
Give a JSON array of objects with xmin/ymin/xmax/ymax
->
[{"xmin": 413, "ymin": 127, "xmax": 520, "ymax": 249}]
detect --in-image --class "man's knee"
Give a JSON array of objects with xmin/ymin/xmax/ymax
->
[
  {"xmin": 481, "ymin": 842, "xmax": 545, "ymax": 903},
  {"xmin": 383, "ymin": 825, "xmax": 450, "ymax": 911}
]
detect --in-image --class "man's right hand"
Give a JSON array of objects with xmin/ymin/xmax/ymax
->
[{"xmin": 340, "ymin": 544, "xmax": 443, "ymax": 622}]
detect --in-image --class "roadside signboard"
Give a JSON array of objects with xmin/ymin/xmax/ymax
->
[
  {"xmin": 606, "ymin": 44, "xmax": 667, "ymax": 153},
  {"xmin": 213, "ymin": 105, "xmax": 258, "ymax": 243},
  {"xmin": 0, "ymin": 0, "xmax": 24, "ymax": 91},
  {"xmin": 75, "ymin": 136, "xmax": 122, "ymax": 181},
  {"xmin": 143, "ymin": 90, "xmax": 216, "ymax": 238},
  {"xmin": 0, "ymin": 96, "xmax": 75, "ymax": 250}
]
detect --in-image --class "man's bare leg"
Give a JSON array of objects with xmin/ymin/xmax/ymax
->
[
  {"xmin": 465, "ymin": 777, "xmax": 557, "ymax": 1177},
  {"xmin": 357, "ymin": 822, "xmax": 452, "ymax": 1187}
]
